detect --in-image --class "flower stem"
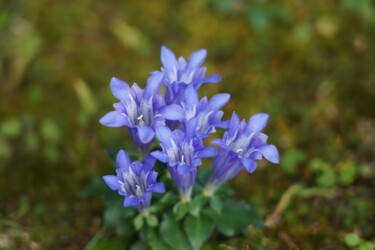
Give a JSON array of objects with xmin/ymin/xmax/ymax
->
[
  {"xmin": 202, "ymin": 183, "xmax": 217, "ymax": 197},
  {"xmin": 180, "ymin": 188, "xmax": 192, "ymax": 203}
]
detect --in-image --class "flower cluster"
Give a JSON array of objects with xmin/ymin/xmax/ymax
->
[{"xmin": 100, "ymin": 46, "xmax": 279, "ymax": 211}]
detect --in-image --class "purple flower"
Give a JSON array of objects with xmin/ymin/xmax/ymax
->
[
  {"xmin": 103, "ymin": 150, "xmax": 165, "ymax": 211},
  {"xmin": 151, "ymin": 119, "xmax": 217, "ymax": 201},
  {"xmin": 99, "ymin": 72, "xmax": 184, "ymax": 154},
  {"xmin": 181, "ymin": 85, "xmax": 230, "ymax": 138},
  {"xmin": 204, "ymin": 112, "xmax": 279, "ymax": 195},
  {"xmin": 158, "ymin": 46, "xmax": 221, "ymax": 105}
]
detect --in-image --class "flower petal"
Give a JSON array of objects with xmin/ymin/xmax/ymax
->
[
  {"xmin": 248, "ymin": 113, "xmax": 269, "ymax": 132},
  {"xmin": 184, "ymin": 85, "xmax": 199, "ymax": 108},
  {"xmin": 258, "ymin": 144, "xmax": 279, "ymax": 163},
  {"xmin": 184, "ymin": 118, "xmax": 198, "ymax": 139},
  {"xmin": 241, "ymin": 158, "xmax": 258, "ymax": 173},
  {"xmin": 110, "ymin": 77, "xmax": 130, "ymax": 100},
  {"xmin": 205, "ymin": 93, "xmax": 230, "ymax": 111},
  {"xmin": 137, "ymin": 126, "xmax": 155, "ymax": 143},
  {"xmin": 151, "ymin": 150, "xmax": 168, "ymax": 163},
  {"xmin": 215, "ymin": 120, "xmax": 230, "ymax": 129},
  {"xmin": 187, "ymin": 49, "xmax": 207, "ymax": 69},
  {"xmin": 177, "ymin": 164, "xmax": 191, "ymax": 173},
  {"xmin": 158, "ymin": 104, "xmax": 184, "ymax": 121},
  {"xmin": 150, "ymin": 183, "xmax": 165, "ymax": 193},
  {"xmin": 99, "ymin": 111, "xmax": 127, "ymax": 127},
  {"xmin": 211, "ymin": 139, "xmax": 227, "ymax": 148},
  {"xmin": 124, "ymin": 195, "xmax": 139, "ymax": 207},
  {"xmin": 103, "ymin": 175, "xmax": 119, "ymax": 190},
  {"xmin": 204, "ymin": 74, "xmax": 221, "ymax": 83},
  {"xmin": 155, "ymin": 126, "xmax": 172, "ymax": 145},
  {"xmin": 161, "ymin": 46, "xmax": 177, "ymax": 69},
  {"xmin": 228, "ymin": 112, "xmax": 240, "ymax": 137},
  {"xmin": 197, "ymin": 146, "xmax": 217, "ymax": 158},
  {"xmin": 143, "ymin": 155, "xmax": 156, "ymax": 171},
  {"xmin": 144, "ymin": 72, "xmax": 164, "ymax": 99},
  {"xmin": 116, "ymin": 150, "xmax": 131, "ymax": 170}
]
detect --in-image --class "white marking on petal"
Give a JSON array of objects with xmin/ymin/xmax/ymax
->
[
  {"xmin": 135, "ymin": 185, "xmax": 144, "ymax": 197},
  {"xmin": 137, "ymin": 114, "xmax": 145, "ymax": 126}
]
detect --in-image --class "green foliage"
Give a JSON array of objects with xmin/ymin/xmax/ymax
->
[
  {"xmin": 184, "ymin": 214, "xmax": 214, "ymax": 250},
  {"xmin": 173, "ymin": 202, "xmax": 188, "ymax": 220},
  {"xmin": 205, "ymin": 199, "xmax": 263, "ymax": 237},
  {"xmin": 208, "ymin": 195, "xmax": 222, "ymax": 214},
  {"xmin": 160, "ymin": 214, "xmax": 192, "ymax": 250},
  {"xmin": 344, "ymin": 232, "xmax": 375, "ymax": 250},
  {"xmin": 281, "ymin": 149, "xmax": 305, "ymax": 175},
  {"xmin": 188, "ymin": 195, "xmax": 206, "ymax": 216},
  {"xmin": 1, "ymin": 118, "xmax": 22, "ymax": 138},
  {"xmin": 146, "ymin": 215, "xmax": 158, "ymax": 227},
  {"xmin": 133, "ymin": 214, "xmax": 144, "ymax": 231},
  {"xmin": 146, "ymin": 228, "xmax": 173, "ymax": 250}
]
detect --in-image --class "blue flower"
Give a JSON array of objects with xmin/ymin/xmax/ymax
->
[
  {"xmin": 204, "ymin": 112, "xmax": 279, "ymax": 195},
  {"xmin": 158, "ymin": 46, "xmax": 221, "ymax": 105},
  {"xmin": 99, "ymin": 72, "xmax": 184, "ymax": 154},
  {"xmin": 151, "ymin": 119, "xmax": 217, "ymax": 201},
  {"xmin": 103, "ymin": 150, "xmax": 165, "ymax": 211},
  {"xmin": 181, "ymin": 85, "xmax": 230, "ymax": 138}
]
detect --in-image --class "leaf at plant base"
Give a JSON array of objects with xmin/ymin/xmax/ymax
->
[
  {"xmin": 184, "ymin": 214, "xmax": 214, "ymax": 250},
  {"xmin": 82, "ymin": 176, "xmax": 112, "ymax": 197},
  {"xmin": 85, "ymin": 230, "xmax": 130, "ymax": 250},
  {"xmin": 188, "ymin": 195, "xmax": 206, "ymax": 216},
  {"xmin": 130, "ymin": 240, "xmax": 150, "ymax": 250},
  {"xmin": 103, "ymin": 198, "xmax": 135, "ymax": 228},
  {"xmin": 146, "ymin": 214, "xmax": 158, "ymax": 227},
  {"xmin": 133, "ymin": 214, "xmax": 144, "ymax": 230},
  {"xmin": 204, "ymin": 199, "xmax": 263, "ymax": 237},
  {"xmin": 160, "ymin": 214, "xmax": 192, "ymax": 250},
  {"xmin": 147, "ymin": 228, "xmax": 173, "ymax": 250},
  {"xmin": 159, "ymin": 191, "xmax": 178, "ymax": 205},
  {"xmin": 215, "ymin": 183, "xmax": 234, "ymax": 196},
  {"xmin": 209, "ymin": 195, "xmax": 222, "ymax": 214},
  {"xmin": 173, "ymin": 202, "xmax": 187, "ymax": 220}
]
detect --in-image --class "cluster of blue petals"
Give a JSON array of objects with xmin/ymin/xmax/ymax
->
[
  {"xmin": 100, "ymin": 46, "xmax": 279, "ymax": 210},
  {"xmin": 103, "ymin": 150, "xmax": 165, "ymax": 211}
]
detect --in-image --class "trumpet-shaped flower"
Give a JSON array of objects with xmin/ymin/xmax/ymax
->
[
  {"xmin": 103, "ymin": 150, "xmax": 165, "ymax": 211},
  {"xmin": 181, "ymin": 85, "xmax": 230, "ymax": 138},
  {"xmin": 151, "ymin": 119, "xmax": 217, "ymax": 201},
  {"xmin": 204, "ymin": 112, "xmax": 279, "ymax": 195},
  {"xmin": 99, "ymin": 72, "xmax": 184, "ymax": 154},
  {"xmin": 158, "ymin": 46, "xmax": 221, "ymax": 105}
]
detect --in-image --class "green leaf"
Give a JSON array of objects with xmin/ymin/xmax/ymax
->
[
  {"xmin": 41, "ymin": 119, "xmax": 62, "ymax": 144},
  {"xmin": 85, "ymin": 230, "xmax": 129, "ymax": 250},
  {"xmin": 103, "ymin": 199, "xmax": 134, "ymax": 227},
  {"xmin": 316, "ymin": 168, "xmax": 336, "ymax": 187},
  {"xmin": 160, "ymin": 191, "xmax": 178, "ymax": 205},
  {"xmin": 281, "ymin": 149, "xmax": 305, "ymax": 174},
  {"xmin": 130, "ymin": 240, "xmax": 150, "ymax": 250},
  {"xmin": 337, "ymin": 160, "xmax": 357, "ymax": 185},
  {"xmin": 146, "ymin": 228, "xmax": 173, "ymax": 250},
  {"xmin": 160, "ymin": 214, "xmax": 192, "ymax": 250},
  {"xmin": 173, "ymin": 202, "xmax": 188, "ymax": 220},
  {"xmin": 209, "ymin": 195, "xmax": 222, "ymax": 214},
  {"xmin": 146, "ymin": 215, "xmax": 158, "ymax": 227},
  {"xmin": 188, "ymin": 195, "xmax": 206, "ymax": 216},
  {"xmin": 344, "ymin": 233, "xmax": 361, "ymax": 247},
  {"xmin": 184, "ymin": 214, "xmax": 214, "ymax": 250},
  {"xmin": 1, "ymin": 118, "xmax": 22, "ymax": 138},
  {"xmin": 204, "ymin": 199, "xmax": 263, "ymax": 237},
  {"xmin": 133, "ymin": 214, "xmax": 144, "ymax": 230}
]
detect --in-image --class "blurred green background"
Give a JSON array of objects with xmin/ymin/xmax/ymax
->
[{"xmin": 1, "ymin": 0, "xmax": 374, "ymax": 249}]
